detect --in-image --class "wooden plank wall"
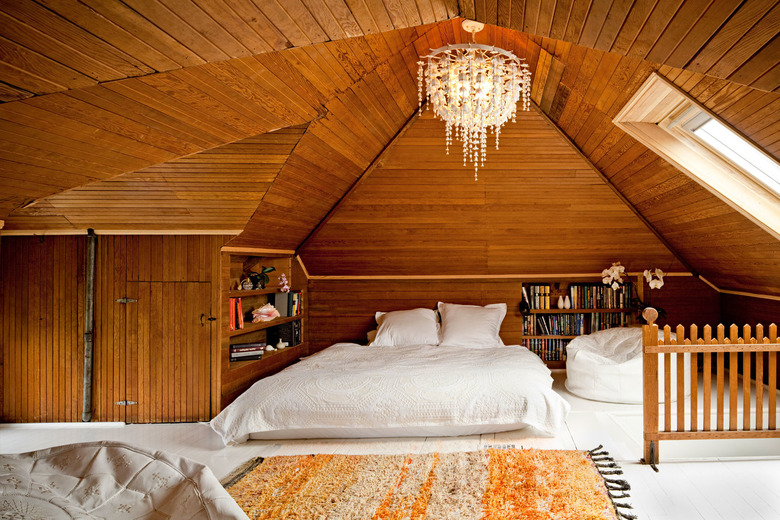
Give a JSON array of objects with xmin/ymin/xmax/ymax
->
[
  {"xmin": 299, "ymin": 106, "xmax": 685, "ymax": 276},
  {"xmin": 0, "ymin": 234, "xmax": 229, "ymax": 423},
  {"xmin": 642, "ymin": 276, "xmax": 721, "ymax": 329},
  {"xmin": 513, "ymin": 30, "xmax": 780, "ymax": 296},
  {"xmin": 1, "ymin": 236, "xmax": 86, "ymax": 422},
  {"xmin": 307, "ymin": 276, "xmax": 721, "ymax": 354},
  {"xmin": 92, "ymin": 235, "xmax": 228, "ymax": 422}
]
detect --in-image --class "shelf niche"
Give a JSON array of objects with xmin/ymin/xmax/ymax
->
[{"xmin": 217, "ymin": 250, "xmax": 307, "ymax": 411}]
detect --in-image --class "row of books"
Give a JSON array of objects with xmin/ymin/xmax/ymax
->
[
  {"xmin": 526, "ymin": 284, "xmax": 552, "ymax": 310},
  {"xmin": 523, "ymin": 339, "xmax": 567, "ymax": 362},
  {"xmin": 568, "ymin": 282, "xmax": 630, "ymax": 309},
  {"xmin": 522, "ymin": 312, "xmax": 630, "ymax": 336},
  {"xmin": 230, "ymin": 342, "xmax": 265, "ymax": 362},
  {"xmin": 524, "ymin": 283, "xmax": 631, "ymax": 310}
]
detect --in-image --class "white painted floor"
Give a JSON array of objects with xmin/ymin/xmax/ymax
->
[{"xmin": 2, "ymin": 371, "xmax": 779, "ymax": 519}]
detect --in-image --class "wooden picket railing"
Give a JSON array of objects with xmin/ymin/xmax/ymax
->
[{"xmin": 642, "ymin": 308, "xmax": 779, "ymax": 465}]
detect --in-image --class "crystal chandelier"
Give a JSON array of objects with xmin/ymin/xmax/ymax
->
[{"xmin": 417, "ymin": 20, "xmax": 532, "ymax": 180}]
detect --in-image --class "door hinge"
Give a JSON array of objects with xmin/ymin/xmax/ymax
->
[
  {"xmin": 114, "ymin": 297, "xmax": 138, "ymax": 304},
  {"xmin": 115, "ymin": 400, "xmax": 138, "ymax": 406}
]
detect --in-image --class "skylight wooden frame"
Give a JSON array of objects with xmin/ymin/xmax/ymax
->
[{"xmin": 613, "ymin": 73, "xmax": 780, "ymax": 241}]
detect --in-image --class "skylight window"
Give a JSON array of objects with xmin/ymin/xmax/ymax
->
[
  {"xmin": 613, "ymin": 73, "xmax": 780, "ymax": 239},
  {"xmin": 686, "ymin": 117, "xmax": 780, "ymax": 196}
]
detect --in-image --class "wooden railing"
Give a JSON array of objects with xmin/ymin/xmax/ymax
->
[{"xmin": 642, "ymin": 308, "xmax": 779, "ymax": 465}]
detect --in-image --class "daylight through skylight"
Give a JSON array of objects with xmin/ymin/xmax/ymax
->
[{"xmin": 690, "ymin": 118, "xmax": 780, "ymax": 196}]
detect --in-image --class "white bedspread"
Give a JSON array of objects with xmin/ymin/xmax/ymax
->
[
  {"xmin": 211, "ymin": 343, "xmax": 570, "ymax": 445},
  {"xmin": 0, "ymin": 441, "xmax": 247, "ymax": 519}
]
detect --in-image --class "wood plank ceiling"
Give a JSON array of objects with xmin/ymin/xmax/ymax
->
[
  {"xmin": 0, "ymin": 3, "xmax": 778, "ymax": 295},
  {"xmin": 5, "ymin": 125, "xmax": 308, "ymax": 232}
]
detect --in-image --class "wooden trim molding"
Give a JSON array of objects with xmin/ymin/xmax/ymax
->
[
  {"xmin": 220, "ymin": 246, "xmax": 295, "ymax": 255},
  {"xmin": 308, "ymin": 272, "xmax": 694, "ymax": 280},
  {"xmin": 1, "ymin": 229, "xmax": 244, "ymax": 236}
]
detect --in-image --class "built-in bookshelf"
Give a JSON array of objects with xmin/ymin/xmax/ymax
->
[
  {"xmin": 217, "ymin": 250, "xmax": 307, "ymax": 410},
  {"xmin": 521, "ymin": 281, "xmax": 633, "ymax": 368}
]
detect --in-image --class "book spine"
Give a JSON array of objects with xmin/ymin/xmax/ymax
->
[
  {"xmin": 229, "ymin": 297, "xmax": 235, "ymax": 331},
  {"xmin": 236, "ymin": 297, "xmax": 244, "ymax": 329},
  {"xmin": 230, "ymin": 345, "xmax": 265, "ymax": 353},
  {"xmin": 230, "ymin": 342, "xmax": 265, "ymax": 348},
  {"xmin": 230, "ymin": 354, "xmax": 263, "ymax": 362}
]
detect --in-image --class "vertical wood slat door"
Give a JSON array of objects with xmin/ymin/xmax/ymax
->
[{"xmin": 124, "ymin": 281, "xmax": 212, "ymax": 423}]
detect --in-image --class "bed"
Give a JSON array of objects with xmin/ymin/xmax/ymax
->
[{"xmin": 211, "ymin": 303, "xmax": 571, "ymax": 445}]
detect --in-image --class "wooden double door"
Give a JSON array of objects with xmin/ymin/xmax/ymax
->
[{"xmin": 93, "ymin": 281, "xmax": 213, "ymax": 423}]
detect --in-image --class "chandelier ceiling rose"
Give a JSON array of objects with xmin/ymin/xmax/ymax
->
[{"xmin": 417, "ymin": 19, "xmax": 532, "ymax": 180}]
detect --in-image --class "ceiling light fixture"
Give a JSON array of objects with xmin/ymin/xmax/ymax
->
[{"xmin": 418, "ymin": 20, "xmax": 531, "ymax": 180}]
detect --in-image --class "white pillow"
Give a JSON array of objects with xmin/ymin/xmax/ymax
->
[
  {"xmin": 371, "ymin": 308, "xmax": 440, "ymax": 347},
  {"xmin": 438, "ymin": 302, "xmax": 507, "ymax": 348}
]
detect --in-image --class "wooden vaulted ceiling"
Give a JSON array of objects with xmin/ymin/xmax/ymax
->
[{"xmin": 0, "ymin": 2, "xmax": 778, "ymax": 295}]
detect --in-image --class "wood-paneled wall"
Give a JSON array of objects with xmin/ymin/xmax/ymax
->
[
  {"xmin": 1, "ymin": 236, "xmax": 86, "ymax": 422},
  {"xmin": 1, "ymin": 234, "xmax": 229, "ymax": 423},
  {"xmin": 300, "ymin": 106, "xmax": 685, "ymax": 276},
  {"xmin": 640, "ymin": 275, "xmax": 720, "ymax": 329},
  {"xmin": 307, "ymin": 275, "xmax": 721, "ymax": 354},
  {"xmin": 92, "ymin": 235, "xmax": 229, "ymax": 423}
]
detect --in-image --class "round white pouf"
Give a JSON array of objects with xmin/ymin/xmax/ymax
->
[{"xmin": 565, "ymin": 327, "xmax": 690, "ymax": 404}]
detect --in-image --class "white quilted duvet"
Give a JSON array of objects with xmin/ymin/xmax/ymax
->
[
  {"xmin": 211, "ymin": 343, "xmax": 570, "ymax": 445},
  {"xmin": 0, "ymin": 441, "xmax": 248, "ymax": 519}
]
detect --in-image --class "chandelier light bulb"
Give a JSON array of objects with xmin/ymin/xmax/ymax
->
[{"xmin": 417, "ymin": 20, "xmax": 532, "ymax": 180}]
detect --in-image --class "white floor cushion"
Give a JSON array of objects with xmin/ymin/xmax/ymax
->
[{"xmin": 565, "ymin": 327, "xmax": 690, "ymax": 404}]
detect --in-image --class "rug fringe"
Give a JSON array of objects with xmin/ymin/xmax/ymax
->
[{"xmin": 589, "ymin": 446, "xmax": 637, "ymax": 520}]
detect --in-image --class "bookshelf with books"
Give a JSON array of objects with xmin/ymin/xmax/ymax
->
[
  {"xmin": 520, "ymin": 281, "xmax": 633, "ymax": 368},
  {"xmin": 217, "ymin": 249, "xmax": 307, "ymax": 410}
]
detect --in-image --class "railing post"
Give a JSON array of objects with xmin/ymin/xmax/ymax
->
[{"xmin": 643, "ymin": 307, "xmax": 660, "ymax": 465}]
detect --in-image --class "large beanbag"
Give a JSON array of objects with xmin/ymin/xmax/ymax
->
[{"xmin": 565, "ymin": 327, "xmax": 690, "ymax": 404}]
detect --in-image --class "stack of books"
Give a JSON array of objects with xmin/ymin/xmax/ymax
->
[
  {"xmin": 267, "ymin": 321, "xmax": 301, "ymax": 348},
  {"xmin": 229, "ymin": 297, "xmax": 245, "ymax": 331},
  {"xmin": 269, "ymin": 290, "xmax": 303, "ymax": 317},
  {"xmin": 230, "ymin": 342, "xmax": 265, "ymax": 362}
]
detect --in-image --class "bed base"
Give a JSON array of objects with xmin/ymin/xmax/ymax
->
[{"xmin": 641, "ymin": 308, "xmax": 779, "ymax": 465}]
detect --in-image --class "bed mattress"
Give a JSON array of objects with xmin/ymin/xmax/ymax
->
[{"xmin": 211, "ymin": 343, "xmax": 570, "ymax": 444}]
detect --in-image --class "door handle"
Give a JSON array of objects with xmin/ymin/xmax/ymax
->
[{"xmin": 200, "ymin": 314, "xmax": 217, "ymax": 326}]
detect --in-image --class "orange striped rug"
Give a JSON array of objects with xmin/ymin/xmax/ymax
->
[{"xmin": 223, "ymin": 447, "xmax": 635, "ymax": 520}]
